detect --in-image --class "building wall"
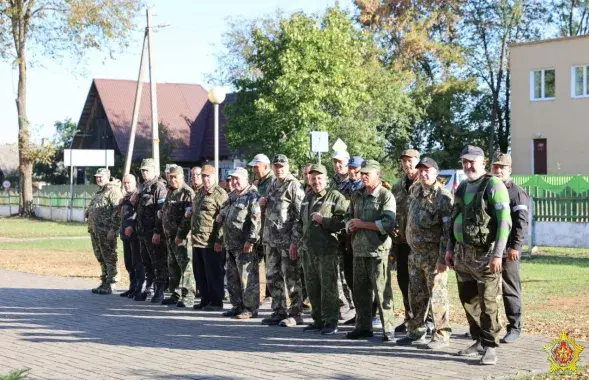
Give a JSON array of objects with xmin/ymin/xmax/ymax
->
[{"xmin": 511, "ymin": 36, "xmax": 589, "ymax": 174}]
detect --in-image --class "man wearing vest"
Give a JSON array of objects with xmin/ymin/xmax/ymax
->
[
  {"xmin": 446, "ymin": 145, "xmax": 512, "ymax": 365},
  {"xmin": 491, "ymin": 152, "xmax": 529, "ymax": 344}
]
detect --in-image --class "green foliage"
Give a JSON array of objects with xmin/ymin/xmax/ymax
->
[
  {"xmin": 33, "ymin": 118, "xmax": 78, "ymax": 184},
  {"xmin": 222, "ymin": 7, "xmax": 418, "ymax": 168},
  {"xmin": 0, "ymin": 368, "xmax": 30, "ymax": 380}
]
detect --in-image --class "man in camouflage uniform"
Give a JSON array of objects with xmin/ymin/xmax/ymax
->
[
  {"xmin": 294, "ymin": 164, "xmax": 347, "ymax": 335},
  {"xmin": 395, "ymin": 158, "xmax": 453, "ymax": 349},
  {"xmin": 345, "ymin": 160, "xmax": 397, "ymax": 341},
  {"xmin": 391, "ymin": 148, "xmax": 421, "ymax": 333},
  {"xmin": 331, "ymin": 150, "xmax": 355, "ymax": 323},
  {"xmin": 218, "ymin": 167, "xmax": 261, "ymax": 319},
  {"xmin": 249, "ymin": 154, "xmax": 275, "ymax": 301},
  {"xmin": 87, "ymin": 168, "xmax": 123, "ymax": 295},
  {"xmin": 190, "ymin": 164, "xmax": 228, "ymax": 311},
  {"xmin": 160, "ymin": 165, "xmax": 196, "ymax": 307},
  {"xmin": 260, "ymin": 154, "xmax": 304, "ymax": 327},
  {"xmin": 119, "ymin": 174, "xmax": 144, "ymax": 298},
  {"xmin": 447, "ymin": 145, "xmax": 512, "ymax": 365},
  {"xmin": 135, "ymin": 158, "xmax": 168, "ymax": 303}
]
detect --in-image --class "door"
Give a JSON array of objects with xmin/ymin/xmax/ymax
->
[{"xmin": 533, "ymin": 138, "xmax": 547, "ymax": 174}]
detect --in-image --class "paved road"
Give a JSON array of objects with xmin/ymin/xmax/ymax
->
[{"xmin": 0, "ymin": 269, "xmax": 582, "ymax": 379}]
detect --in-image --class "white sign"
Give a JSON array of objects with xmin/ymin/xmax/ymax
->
[
  {"xmin": 332, "ymin": 138, "xmax": 347, "ymax": 152},
  {"xmin": 2, "ymin": 180, "xmax": 10, "ymax": 189},
  {"xmin": 310, "ymin": 131, "xmax": 329, "ymax": 153},
  {"xmin": 64, "ymin": 149, "xmax": 115, "ymax": 167}
]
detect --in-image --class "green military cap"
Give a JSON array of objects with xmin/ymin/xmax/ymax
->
[
  {"xmin": 359, "ymin": 159, "xmax": 381, "ymax": 173},
  {"xmin": 492, "ymin": 152, "xmax": 512, "ymax": 167},
  {"xmin": 141, "ymin": 158, "xmax": 155, "ymax": 170},
  {"xmin": 272, "ymin": 154, "xmax": 289, "ymax": 165},
  {"xmin": 94, "ymin": 168, "xmax": 111, "ymax": 177},
  {"xmin": 169, "ymin": 165, "xmax": 184, "ymax": 176},
  {"xmin": 400, "ymin": 149, "xmax": 420, "ymax": 159},
  {"xmin": 308, "ymin": 164, "xmax": 327, "ymax": 175}
]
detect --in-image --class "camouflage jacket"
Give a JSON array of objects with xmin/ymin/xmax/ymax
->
[
  {"xmin": 392, "ymin": 174, "xmax": 419, "ymax": 243},
  {"xmin": 406, "ymin": 180, "xmax": 454, "ymax": 265},
  {"xmin": 220, "ymin": 184, "xmax": 262, "ymax": 250},
  {"xmin": 346, "ymin": 184, "xmax": 396, "ymax": 258},
  {"xmin": 294, "ymin": 188, "xmax": 347, "ymax": 256},
  {"xmin": 331, "ymin": 174, "xmax": 350, "ymax": 192},
  {"xmin": 191, "ymin": 184, "xmax": 228, "ymax": 248},
  {"xmin": 255, "ymin": 171, "xmax": 275, "ymax": 197},
  {"xmin": 162, "ymin": 183, "xmax": 195, "ymax": 240},
  {"xmin": 120, "ymin": 189, "xmax": 138, "ymax": 240},
  {"xmin": 136, "ymin": 177, "xmax": 168, "ymax": 236},
  {"xmin": 87, "ymin": 179, "xmax": 123, "ymax": 234},
  {"xmin": 263, "ymin": 173, "xmax": 304, "ymax": 248}
]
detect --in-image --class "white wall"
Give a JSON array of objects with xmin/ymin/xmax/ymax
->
[
  {"xmin": 533, "ymin": 221, "xmax": 589, "ymax": 248},
  {"xmin": 34, "ymin": 207, "xmax": 86, "ymax": 223}
]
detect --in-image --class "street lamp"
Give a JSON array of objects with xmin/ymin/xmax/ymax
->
[{"xmin": 208, "ymin": 87, "xmax": 226, "ymax": 176}]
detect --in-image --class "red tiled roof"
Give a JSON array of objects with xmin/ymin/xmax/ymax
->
[{"xmin": 78, "ymin": 79, "xmax": 230, "ymax": 163}]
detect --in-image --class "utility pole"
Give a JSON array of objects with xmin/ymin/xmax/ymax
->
[
  {"xmin": 146, "ymin": 8, "xmax": 160, "ymax": 175},
  {"xmin": 123, "ymin": 30, "xmax": 148, "ymax": 176}
]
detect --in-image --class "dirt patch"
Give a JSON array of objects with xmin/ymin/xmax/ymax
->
[{"xmin": 537, "ymin": 296, "xmax": 589, "ymax": 310}]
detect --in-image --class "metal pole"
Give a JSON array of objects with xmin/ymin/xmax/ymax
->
[
  {"xmin": 124, "ymin": 32, "xmax": 148, "ymax": 176},
  {"xmin": 147, "ymin": 8, "xmax": 160, "ymax": 175},
  {"xmin": 214, "ymin": 103, "xmax": 219, "ymax": 173},
  {"xmin": 69, "ymin": 146, "xmax": 74, "ymax": 222}
]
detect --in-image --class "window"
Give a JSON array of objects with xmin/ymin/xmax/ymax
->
[
  {"xmin": 571, "ymin": 65, "xmax": 589, "ymax": 97},
  {"xmin": 530, "ymin": 69, "xmax": 555, "ymax": 100}
]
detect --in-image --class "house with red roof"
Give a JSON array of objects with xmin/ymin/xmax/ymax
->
[{"xmin": 73, "ymin": 79, "xmax": 238, "ymax": 177}]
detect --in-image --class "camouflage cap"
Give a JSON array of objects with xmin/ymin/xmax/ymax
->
[
  {"xmin": 272, "ymin": 154, "xmax": 289, "ymax": 165},
  {"xmin": 169, "ymin": 165, "xmax": 184, "ymax": 176},
  {"xmin": 201, "ymin": 164, "xmax": 216, "ymax": 176},
  {"xmin": 492, "ymin": 152, "xmax": 512, "ymax": 167},
  {"xmin": 141, "ymin": 158, "xmax": 155, "ymax": 170},
  {"xmin": 359, "ymin": 159, "xmax": 381, "ymax": 173},
  {"xmin": 400, "ymin": 149, "xmax": 420, "ymax": 159},
  {"xmin": 308, "ymin": 164, "xmax": 327, "ymax": 175},
  {"xmin": 416, "ymin": 157, "xmax": 439, "ymax": 171},
  {"xmin": 94, "ymin": 168, "xmax": 111, "ymax": 177}
]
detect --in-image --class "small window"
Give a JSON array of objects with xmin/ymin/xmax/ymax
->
[
  {"xmin": 530, "ymin": 69, "xmax": 555, "ymax": 100},
  {"xmin": 572, "ymin": 65, "xmax": 589, "ymax": 97}
]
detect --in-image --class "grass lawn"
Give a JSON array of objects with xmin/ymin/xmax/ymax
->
[{"xmin": 0, "ymin": 217, "xmax": 87, "ymax": 238}]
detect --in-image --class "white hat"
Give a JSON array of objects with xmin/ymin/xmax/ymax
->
[
  {"xmin": 228, "ymin": 167, "xmax": 248, "ymax": 179},
  {"xmin": 248, "ymin": 154, "xmax": 270, "ymax": 166},
  {"xmin": 332, "ymin": 151, "xmax": 350, "ymax": 163}
]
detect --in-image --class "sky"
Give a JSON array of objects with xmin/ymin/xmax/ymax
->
[{"xmin": 0, "ymin": 0, "xmax": 354, "ymax": 145}]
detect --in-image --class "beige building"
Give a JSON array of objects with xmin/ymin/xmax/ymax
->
[{"xmin": 511, "ymin": 35, "xmax": 589, "ymax": 174}]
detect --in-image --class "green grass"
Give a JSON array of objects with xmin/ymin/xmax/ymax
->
[
  {"xmin": 0, "ymin": 368, "xmax": 30, "ymax": 380},
  {"xmin": 0, "ymin": 238, "xmax": 92, "ymax": 252},
  {"xmin": 0, "ymin": 217, "xmax": 87, "ymax": 238}
]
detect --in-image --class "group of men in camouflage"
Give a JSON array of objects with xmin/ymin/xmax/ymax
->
[{"xmin": 86, "ymin": 144, "xmax": 528, "ymax": 366}]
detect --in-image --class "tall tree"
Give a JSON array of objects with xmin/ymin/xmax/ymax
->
[
  {"xmin": 221, "ymin": 7, "xmax": 418, "ymax": 168},
  {"xmin": 33, "ymin": 118, "xmax": 77, "ymax": 184},
  {"xmin": 0, "ymin": 0, "xmax": 143, "ymax": 216},
  {"xmin": 552, "ymin": 0, "xmax": 589, "ymax": 36}
]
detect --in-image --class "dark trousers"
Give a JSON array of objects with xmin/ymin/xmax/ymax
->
[
  {"xmin": 193, "ymin": 247, "xmax": 226, "ymax": 307},
  {"xmin": 396, "ymin": 243, "xmax": 412, "ymax": 320},
  {"xmin": 139, "ymin": 239, "xmax": 155, "ymax": 286},
  {"xmin": 502, "ymin": 258, "xmax": 522, "ymax": 332},
  {"xmin": 140, "ymin": 235, "xmax": 167, "ymax": 284},
  {"xmin": 123, "ymin": 238, "xmax": 144, "ymax": 291}
]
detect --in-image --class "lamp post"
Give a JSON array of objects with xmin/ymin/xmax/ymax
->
[{"xmin": 208, "ymin": 87, "xmax": 226, "ymax": 175}]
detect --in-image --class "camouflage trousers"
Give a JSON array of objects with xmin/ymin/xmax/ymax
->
[
  {"xmin": 265, "ymin": 245, "xmax": 303, "ymax": 317},
  {"xmin": 226, "ymin": 248, "xmax": 260, "ymax": 312},
  {"xmin": 140, "ymin": 234, "xmax": 168, "ymax": 285},
  {"xmin": 164, "ymin": 232, "xmax": 196, "ymax": 303},
  {"xmin": 353, "ymin": 256, "xmax": 394, "ymax": 334},
  {"xmin": 406, "ymin": 246, "xmax": 451, "ymax": 342},
  {"xmin": 301, "ymin": 250, "xmax": 339, "ymax": 326},
  {"xmin": 454, "ymin": 242, "xmax": 502, "ymax": 348},
  {"xmin": 89, "ymin": 229, "xmax": 119, "ymax": 285}
]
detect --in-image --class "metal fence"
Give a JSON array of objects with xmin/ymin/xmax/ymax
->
[{"xmin": 0, "ymin": 191, "xmax": 93, "ymax": 210}]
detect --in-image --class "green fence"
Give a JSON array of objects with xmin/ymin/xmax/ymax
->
[{"xmin": 0, "ymin": 191, "xmax": 93, "ymax": 209}]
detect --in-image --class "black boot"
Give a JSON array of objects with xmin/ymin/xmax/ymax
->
[
  {"xmin": 145, "ymin": 279, "xmax": 155, "ymax": 298},
  {"xmin": 150, "ymin": 283, "xmax": 165, "ymax": 303},
  {"xmin": 91, "ymin": 281, "xmax": 105, "ymax": 294},
  {"xmin": 120, "ymin": 282, "xmax": 136, "ymax": 297}
]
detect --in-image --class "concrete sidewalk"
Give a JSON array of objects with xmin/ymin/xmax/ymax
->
[{"xmin": 0, "ymin": 269, "xmax": 582, "ymax": 379}]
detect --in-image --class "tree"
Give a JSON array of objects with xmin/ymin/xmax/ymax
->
[
  {"xmin": 220, "ymin": 7, "xmax": 417, "ymax": 168},
  {"xmin": 33, "ymin": 118, "xmax": 77, "ymax": 184},
  {"xmin": 0, "ymin": 0, "xmax": 143, "ymax": 216},
  {"xmin": 552, "ymin": 0, "xmax": 589, "ymax": 36}
]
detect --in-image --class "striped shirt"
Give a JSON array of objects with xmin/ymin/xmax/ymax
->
[{"xmin": 450, "ymin": 175, "xmax": 512, "ymax": 258}]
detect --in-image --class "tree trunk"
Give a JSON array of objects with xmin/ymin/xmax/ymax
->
[{"xmin": 16, "ymin": 31, "xmax": 34, "ymax": 217}]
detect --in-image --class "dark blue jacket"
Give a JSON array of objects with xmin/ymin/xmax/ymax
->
[{"xmin": 120, "ymin": 189, "xmax": 138, "ymax": 240}]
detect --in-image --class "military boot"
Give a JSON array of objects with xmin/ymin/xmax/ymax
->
[
  {"xmin": 91, "ymin": 281, "xmax": 105, "ymax": 294},
  {"xmin": 120, "ymin": 281, "xmax": 136, "ymax": 297},
  {"xmin": 97, "ymin": 283, "xmax": 116, "ymax": 295},
  {"xmin": 150, "ymin": 283, "xmax": 165, "ymax": 304},
  {"xmin": 261, "ymin": 312, "xmax": 287, "ymax": 326},
  {"xmin": 161, "ymin": 295, "xmax": 180, "ymax": 305}
]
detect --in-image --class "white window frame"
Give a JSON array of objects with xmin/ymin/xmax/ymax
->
[
  {"xmin": 529, "ymin": 69, "xmax": 556, "ymax": 101},
  {"xmin": 571, "ymin": 65, "xmax": 589, "ymax": 98}
]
